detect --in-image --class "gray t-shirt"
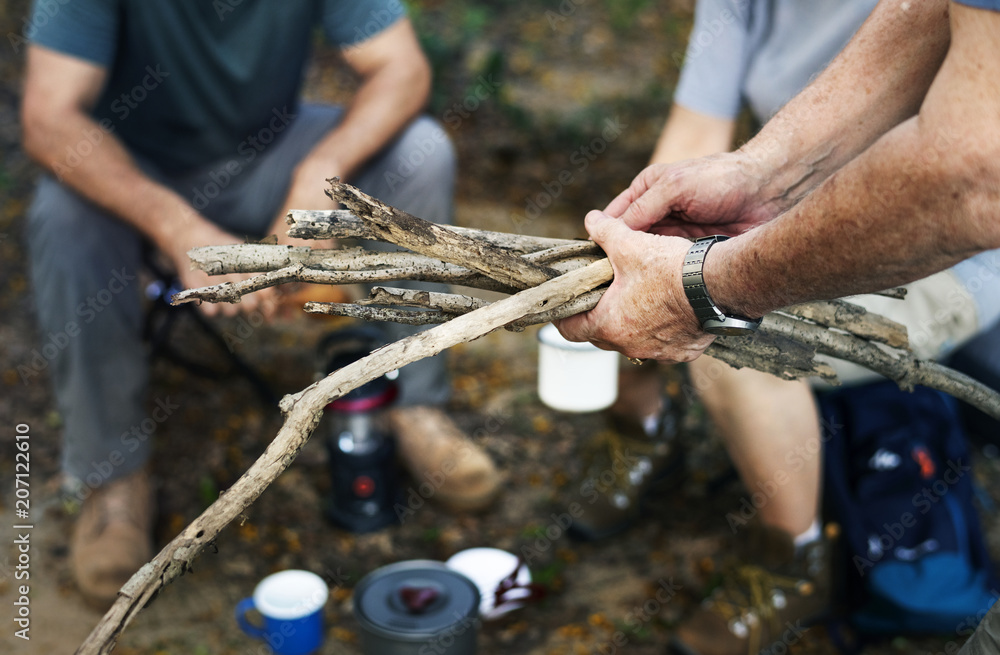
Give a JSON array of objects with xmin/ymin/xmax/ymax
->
[
  {"xmin": 28, "ymin": 0, "xmax": 405, "ymax": 173},
  {"xmin": 674, "ymin": 0, "xmax": 878, "ymax": 122}
]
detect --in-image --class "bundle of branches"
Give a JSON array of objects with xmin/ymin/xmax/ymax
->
[{"xmin": 76, "ymin": 180, "xmax": 1000, "ymax": 654}]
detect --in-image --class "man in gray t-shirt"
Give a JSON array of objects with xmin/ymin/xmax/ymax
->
[
  {"xmin": 561, "ymin": 1, "xmax": 1000, "ymax": 654},
  {"xmin": 20, "ymin": 0, "xmax": 500, "ymax": 608}
]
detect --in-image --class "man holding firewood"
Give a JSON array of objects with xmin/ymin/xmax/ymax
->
[
  {"xmin": 20, "ymin": 0, "xmax": 500, "ymax": 608},
  {"xmin": 558, "ymin": 0, "xmax": 1000, "ymax": 363},
  {"xmin": 558, "ymin": 0, "xmax": 1000, "ymax": 651}
]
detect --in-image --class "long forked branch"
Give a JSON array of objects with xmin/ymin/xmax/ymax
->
[{"xmin": 77, "ymin": 260, "xmax": 613, "ymax": 655}]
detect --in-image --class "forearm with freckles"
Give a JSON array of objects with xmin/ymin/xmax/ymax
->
[
  {"xmin": 705, "ymin": 3, "xmax": 1000, "ymax": 319},
  {"xmin": 24, "ymin": 103, "xmax": 201, "ymax": 249},
  {"xmin": 739, "ymin": 0, "xmax": 951, "ymax": 212},
  {"xmin": 706, "ymin": 116, "xmax": 998, "ymax": 319}
]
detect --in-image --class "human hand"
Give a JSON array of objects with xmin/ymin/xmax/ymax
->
[
  {"xmin": 260, "ymin": 156, "xmax": 344, "ymax": 319},
  {"xmin": 554, "ymin": 210, "xmax": 715, "ymax": 362},
  {"xmin": 268, "ymin": 155, "xmax": 342, "ymax": 249},
  {"xmin": 605, "ymin": 152, "xmax": 780, "ymax": 238},
  {"xmin": 161, "ymin": 219, "xmax": 279, "ymax": 319}
]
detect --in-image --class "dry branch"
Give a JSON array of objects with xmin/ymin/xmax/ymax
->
[
  {"xmin": 287, "ymin": 208, "xmax": 585, "ymax": 253},
  {"xmin": 707, "ymin": 328, "xmax": 838, "ymax": 382},
  {"xmin": 304, "ymin": 303, "xmax": 451, "ymax": 325},
  {"xmin": 189, "ymin": 244, "xmax": 427, "ymax": 275},
  {"xmin": 764, "ymin": 312, "xmax": 1000, "ymax": 417},
  {"xmin": 305, "ymin": 287, "xmax": 607, "ymax": 332},
  {"xmin": 361, "ymin": 287, "xmax": 489, "ymax": 313},
  {"xmin": 874, "ymin": 287, "xmax": 908, "ymax": 300},
  {"xmin": 327, "ymin": 178, "xmax": 559, "ymax": 289},
  {"xmin": 172, "ymin": 253, "xmax": 603, "ymax": 306},
  {"xmin": 187, "ymin": 241, "xmax": 600, "ymax": 277},
  {"xmin": 784, "ymin": 300, "xmax": 909, "ymax": 348},
  {"xmin": 172, "ymin": 261, "xmax": 521, "ymax": 303},
  {"xmin": 172, "ymin": 175, "xmax": 1000, "ymax": 422}
]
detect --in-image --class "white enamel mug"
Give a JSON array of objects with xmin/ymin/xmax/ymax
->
[{"xmin": 537, "ymin": 323, "xmax": 619, "ymax": 412}]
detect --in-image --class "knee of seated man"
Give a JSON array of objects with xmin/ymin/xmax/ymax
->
[
  {"xmin": 26, "ymin": 177, "xmax": 142, "ymax": 295},
  {"xmin": 389, "ymin": 116, "xmax": 456, "ymax": 191},
  {"xmin": 28, "ymin": 177, "xmax": 137, "ymax": 249}
]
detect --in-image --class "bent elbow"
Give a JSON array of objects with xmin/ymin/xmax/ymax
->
[
  {"xmin": 957, "ymin": 147, "xmax": 1000, "ymax": 251},
  {"xmin": 409, "ymin": 54, "xmax": 432, "ymax": 110},
  {"xmin": 925, "ymin": 124, "xmax": 1000, "ymax": 252},
  {"xmin": 20, "ymin": 95, "xmax": 47, "ymax": 164},
  {"xmin": 20, "ymin": 90, "xmax": 64, "ymax": 167}
]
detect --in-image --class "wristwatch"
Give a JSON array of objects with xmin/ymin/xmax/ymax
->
[{"xmin": 681, "ymin": 236, "xmax": 762, "ymax": 336}]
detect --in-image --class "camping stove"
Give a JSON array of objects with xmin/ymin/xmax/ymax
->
[{"xmin": 320, "ymin": 328, "xmax": 400, "ymax": 533}]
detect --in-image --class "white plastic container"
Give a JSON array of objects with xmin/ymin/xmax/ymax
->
[{"xmin": 536, "ymin": 323, "xmax": 618, "ymax": 412}]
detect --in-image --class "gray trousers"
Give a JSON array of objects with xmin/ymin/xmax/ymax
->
[{"xmin": 26, "ymin": 104, "xmax": 456, "ymax": 487}]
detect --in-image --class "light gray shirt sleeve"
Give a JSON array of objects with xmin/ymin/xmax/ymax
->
[{"xmin": 672, "ymin": 0, "xmax": 752, "ymax": 120}]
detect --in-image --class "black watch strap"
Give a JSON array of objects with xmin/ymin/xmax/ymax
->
[{"xmin": 682, "ymin": 236, "xmax": 762, "ymax": 336}]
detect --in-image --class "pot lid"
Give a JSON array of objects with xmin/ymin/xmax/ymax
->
[{"xmin": 354, "ymin": 560, "xmax": 480, "ymax": 639}]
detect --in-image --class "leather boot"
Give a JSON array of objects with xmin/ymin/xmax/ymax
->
[
  {"xmin": 389, "ymin": 406, "xmax": 501, "ymax": 512},
  {"xmin": 671, "ymin": 523, "xmax": 837, "ymax": 655},
  {"xmin": 70, "ymin": 469, "xmax": 154, "ymax": 609},
  {"xmin": 563, "ymin": 384, "xmax": 687, "ymax": 541}
]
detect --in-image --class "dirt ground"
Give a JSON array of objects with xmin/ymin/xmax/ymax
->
[{"xmin": 2, "ymin": 2, "xmax": 1000, "ymax": 655}]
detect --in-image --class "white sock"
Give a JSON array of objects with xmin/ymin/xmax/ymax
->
[
  {"xmin": 642, "ymin": 413, "xmax": 659, "ymax": 437},
  {"xmin": 793, "ymin": 519, "xmax": 822, "ymax": 551}
]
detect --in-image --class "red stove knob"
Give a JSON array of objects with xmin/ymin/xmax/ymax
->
[{"xmin": 353, "ymin": 475, "xmax": 376, "ymax": 498}]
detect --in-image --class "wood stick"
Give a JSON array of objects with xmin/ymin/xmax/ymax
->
[
  {"xmin": 523, "ymin": 241, "xmax": 602, "ymax": 262},
  {"xmin": 707, "ymin": 329, "xmax": 839, "ymax": 382},
  {"xmin": 304, "ymin": 303, "xmax": 453, "ymax": 325},
  {"xmin": 171, "ymin": 254, "xmax": 603, "ymax": 306},
  {"xmin": 327, "ymin": 179, "xmax": 559, "ymax": 289},
  {"xmin": 507, "ymin": 289, "xmax": 604, "ymax": 331},
  {"xmin": 874, "ymin": 287, "xmax": 908, "ymax": 300},
  {"xmin": 361, "ymin": 287, "xmax": 489, "ymax": 313},
  {"xmin": 783, "ymin": 299, "xmax": 909, "ymax": 349},
  {"xmin": 306, "ymin": 289, "xmax": 604, "ymax": 330},
  {"xmin": 764, "ymin": 312, "xmax": 1000, "ymax": 419},
  {"xmin": 188, "ymin": 245, "xmax": 433, "ymax": 275},
  {"xmin": 286, "ymin": 208, "xmax": 584, "ymax": 253},
  {"xmin": 171, "ymin": 263, "xmax": 521, "ymax": 304},
  {"xmin": 81, "ymin": 181, "xmax": 1000, "ymax": 655}
]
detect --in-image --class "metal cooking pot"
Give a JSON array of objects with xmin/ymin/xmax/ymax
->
[{"xmin": 353, "ymin": 560, "xmax": 480, "ymax": 655}]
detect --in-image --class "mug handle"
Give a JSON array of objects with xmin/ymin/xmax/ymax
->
[{"xmin": 235, "ymin": 597, "xmax": 267, "ymax": 639}]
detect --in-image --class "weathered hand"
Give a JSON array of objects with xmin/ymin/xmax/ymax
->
[
  {"xmin": 164, "ymin": 220, "xmax": 279, "ymax": 319},
  {"xmin": 605, "ymin": 152, "xmax": 780, "ymax": 238},
  {"xmin": 554, "ymin": 210, "xmax": 715, "ymax": 362}
]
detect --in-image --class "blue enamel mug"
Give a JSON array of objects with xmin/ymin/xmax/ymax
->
[{"xmin": 236, "ymin": 570, "xmax": 329, "ymax": 655}]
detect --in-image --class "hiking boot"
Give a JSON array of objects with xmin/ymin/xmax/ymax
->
[
  {"xmin": 564, "ymin": 388, "xmax": 687, "ymax": 541},
  {"xmin": 70, "ymin": 468, "xmax": 154, "ymax": 610},
  {"xmin": 670, "ymin": 523, "xmax": 837, "ymax": 655},
  {"xmin": 389, "ymin": 405, "xmax": 502, "ymax": 512}
]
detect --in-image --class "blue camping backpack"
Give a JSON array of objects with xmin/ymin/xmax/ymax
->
[{"xmin": 818, "ymin": 380, "xmax": 998, "ymax": 635}]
